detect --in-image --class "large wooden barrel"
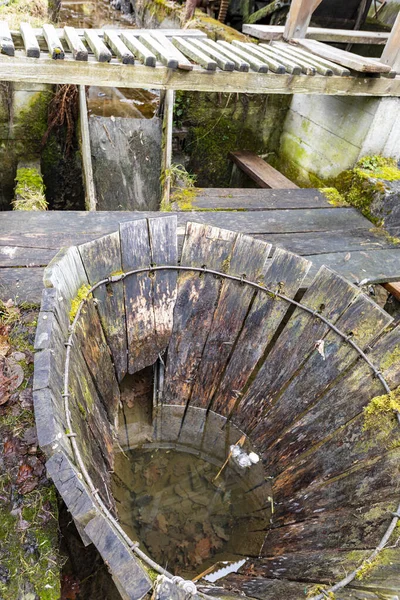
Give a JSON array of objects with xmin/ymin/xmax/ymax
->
[{"xmin": 33, "ymin": 215, "xmax": 400, "ymax": 600}]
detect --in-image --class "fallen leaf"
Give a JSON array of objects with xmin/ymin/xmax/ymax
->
[
  {"xmin": 194, "ymin": 537, "xmax": 211, "ymax": 563},
  {"xmin": 16, "ymin": 464, "xmax": 33, "ymax": 484},
  {"xmin": 0, "ymin": 335, "xmax": 10, "ymax": 357}
]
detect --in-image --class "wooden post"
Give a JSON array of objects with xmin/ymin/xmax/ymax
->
[
  {"xmin": 79, "ymin": 85, "xmax": 96, "ymax": 211},
  {"xmin": 283, "ymin": 0, "xmax": 324, "ymax": 40},
  {"xmin": 161, "ymin": 89, "xmax": 174, "ymax": 208},
  {"xmin": 381, "ymin": 10, "xmax": 400, "ymax": 71}
]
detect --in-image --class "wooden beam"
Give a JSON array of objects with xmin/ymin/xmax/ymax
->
[
  {"xmin": 283, "ymin": 0, "xmax": 324, "ymax": 40},
  {"xmin": 0, "ymin": 21, "xmax": 14, "ymax": 56},
  {"xmin": 0, "ymin": 53, "xmax": 399, "ymax": 96},
  {"xmin": 229, "ymin": 151, "xmax": 299, "ymax": 189},
  {"xmin": 242, "ymin": 24, "xmax": 390, "ymax": 45},
  {"xmin": 382, "ymin": 281, "xmax": 400, "ymax": 301},
  {"xmin": 161, "ymin": 89, "xmax": 174, "ymax": 206},
  {"xmin": 78, "ymin": 85, "xmax": 96, "ymax": 211},
  {"xmin": 381, "ymin": 10, "xmax": 400, "ymax": 71},
  {"xmin": 293, "ymin": 38, "xmax": 392, "ymax": 73}
]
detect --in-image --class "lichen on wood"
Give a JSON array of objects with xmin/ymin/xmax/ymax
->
[
  {"xmin": 69, "ymin": 284, "xmax": 92, "ymax": 323},
  {"xmin": 363, "ymin": 387, "xmax": 400, "ymax": 447}
]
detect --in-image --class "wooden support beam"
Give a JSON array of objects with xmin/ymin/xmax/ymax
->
[
  {"xmin": 243, "ymin": 24, "xmax": 391, "ymax": 44},
  {"xmin": 382, "ymin": 281, "xmax": 400, "ymax": 301},
  {"xmin": 230, "ymin": 151, "xmax": 299, "ymax": 189},
  {"xmin": 78, "ymin": 85, "xmax": 96, "ymax": 211},
  {"xmin": 381, "ymin": 10, "xmax": 400, "ymax": 71},
  {"xmin": 283, "ymin": 0, "xmax": 324, "ymax": 40},
  {"xmin": 161, "ymin": 89, "xmax": 174, "ymax": 207},
  {"xmin": 0, "ymin": 53, "xmax": 399, "ymax": 96}
]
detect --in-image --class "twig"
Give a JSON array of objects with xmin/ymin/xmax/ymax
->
[{"xmin": 212, "ymin": 434, "xmax": 246, "ymax": 483}]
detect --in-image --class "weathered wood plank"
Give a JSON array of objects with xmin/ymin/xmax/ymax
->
[
  {"xmin": 119, "ymin": 219, "xmax": 155, "ymax": 374},
  {"xmin": 251, "ymin": 44, "xmax": 302, "ymax": 75},
  {"xmin": 84, "ymin": 515, "xmax": 152, "ymax": 600},
  {"xmin": 1, "ymin": 53, "xmax": 400, "ymax": 96},
  {"xmin": 33, "ymin": 387, "xmax": 71, "ymax": 458},
  {"xmin": 234, "ymin": 267, "xmax": 359, "ymax": 434},
  {"xmin": 148, "ymin": 215, "xmax": 178, "ymax": 358},
  {"xmin": 79, "ymin": 84, "xmax": 96, "ymax": 211},
  {"xmin": 119, "ymin": 32, "xmax": 156, "ymax": 67},
  {"xmin": 74, "ymin": 297, "xmax": 120, "ymax": 424},
  {"xmin": 229, "ymin": 151, "xmax": 299, "ymax": 189},
  {"xmin": 0, "ymin": 21, "xmax": 14, "ymax": 56},
  {"xmin": 191, "ymin": 188, "xmax": 332, "ymax": 210},
  {"xmin": 383, "ymin": 280, "xmax": 400, "ymax": 301},
  {"xmin": 63, "ymin": 26, "xmax": 88, "ymax": 61},
  {"xmin": 217, "ymin": 41, "xmax": 269, "ymax": 73},
  {"xmin": 163, "ymin": 222, "xmax": 237, "ymax": 406},
  {"xmin": 84, "ymin": 29, "xmax": 112, "ymax": 63},
  {"xmin": 214, "ymin": 248, "xmax": 311, "ymax": 416},
  {"xmin": 261, "ymin": 43, "xmax": 320, "ymax": 75},
  {"xmin": 46, "ymin": 451, "xmax": 98, "ymax": 526},
  {"xmin": 172, "ymin": 37, "xmax": 217, "ymax": 71},
  {"xmin": 200, "ymin": 38, "xmax": 250, "ymax": 71},
  {"xmin": 242, "ymin": 24, "xmax": 390, "ymax": 44},
  {"xmin": 139, "ymin": 32, "xmax": 179, "ymax": 69},
  {"xmin": 103, "ymin": 30, "xmax": 134, "ymax": 65},
  {"xmin": 43, "ymin": 24, "xmax": 64, "ymax": 60},
  {"xmin": 189, "ymin": 235, "xmax": 272, "ymax": 409},
  {"xmin": 0, "ymin": 266, "xmax": 43, "ymax": 304},
  {"xmin": 0, "ymin": 245, "xmax": 55, "ymax": 266},
  {"xmin": 150, "ymin": 31, "xmax": 193, "ymax": 71},
  {"xmin": 161, "ymin": 89, "xmax": 174, "ymax": 205},
  {"xmin": 294, "ymin": 38, "xmax": 392, "ymax": 73},
  {"xmin": 78, "ymin": 232, "xmax": 127, "ymax": 381},
  {"xmin": 20, "ymin": 22, "xmax": 40, "ymax": 58},
  {"xmin": 43, "ymin": 245, "xmax": 88, "ymax": 303},
  {"xmin": 190, "ymin": 37, "xmax": 235, "ymax": 71},
  {"xmin": 233, "ymin": 41, "xmax": 288, "ymax": 74},
  {"xmin": 251, "ymin": 292, "xmax": 392, "ymax": 455},
  {"xmin": 273, "ymin": 41, "xmax": 351, "ymax": 76},
  {"xmin": 39, "ymin": 286, "xmax": 70, "ymax": 336},
  {"xmin": 266, "ymin": 324, "xmax": 400, "ymax": 475}
]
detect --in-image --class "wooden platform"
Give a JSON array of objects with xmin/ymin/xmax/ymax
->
[
  {"xmin": 1, "ymin": 188, "xmax": 400, "ymax": 304},
  {"xmin": 0, "ymin": 23, "xmax": 398, "ymax": 96},
  {"xmin": 229, "ymin": 151, "xmax": 299, "ymax": 189}
]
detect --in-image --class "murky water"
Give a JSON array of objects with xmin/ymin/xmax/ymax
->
[
  {"xmin": 58, "ymin": 0, "xmax": 159, "ymax": 118},
  {"xmin": 113, "ymin": 446, "xmax": 271, "ymax": 578}
]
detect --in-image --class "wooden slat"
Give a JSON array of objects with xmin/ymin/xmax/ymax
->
[
  {"xmin": 217, "ymin": 40, "xmax": 269, "ymax": 73},
  {"xmin": 189, "ymin": 235, "xmax": 272, "ymax": 409},
  {"xmin": 283, "ymin": 0, "xmax": 324, "ymax": 39},
  {"xmin": 273, "ymin": 40, "xmax": 351, "ymax": 76},
  {"xmin": 383, "ymin": 281, "xmax": 400, "ymax": 300},
  {"xmin": 119, "ymin": 219, "xmax": 155, "ymax": 375},
  {"xmin": 148, "ymin": 216, "xmax": 178, "ymax": 359},
  {"xmin": 74, "ymin": 297, "xmax": 120, "ymax": 425},
  {"xmin": 264, "ymin": 324, "xmax": 400, "ymax": 476},
  {"xmin": 119, "ymin": 32, "xmax": 156, "ymax": 67},
  {"xmin": 44, "ymin": 246, "xmax": 88, "ymax": 303},
  {"xmin": 251, "ymin": 292, "xmax": 392, "ymax": 457},
  {"xmin": 232, "ymin": 41, "xmax": 286, "ymax": 74},
  {"xmin": 103, "ymin": 30, "xmax": 134, "ymax": 65},
  {"xmin": 0, "ymin": 53, "xmax": 399, "ymax": 96},
  {"xmin": 234, "ymin": 266, "xmax": 358, "ymax": 433},
  {"xmin": 200, "ymin": 38, "xmax": 250, "ymax": 71},
  {"xmin": 265, "ymin": 42, "xmax": 329, "ymax": 75},
  {"xmin": 294, "ymin": 38, "xmax": 393, "ymax": 73},
  {"xmin": 259, "ymin": 42, "xmax": 317, "ymax": 75},
  {"xmin": 172, "ymin": 37, "xmax": 217, "ymax": 71},
  {"xmin": 150, "ymin": 31, "xmax": 193, "ymax": 71},
  {"xmin": 20, "ymin": 22, "xmax": 40, "ymax": 58},
  {"xmin": 189, "ymin": 37, "xmax": 235, "ymax": 71},
  {"xmin": 0, "ymin": 21, "xmax": 14, "ymax": 56},
  {"xmin": 381, "ymin": 10, "xmax": 400, "ymax": 71},
  {"xmin": 42, "ymin": 23, "xmax": 64, "ymax": 60},
  {"xmin": 84, "ymin": 29, "xmax": 112, "ymax": 63},
  {"xmin": 213, "ymin": 248, "xmax": 311, "ymax": 416},
  {"xmin": 191, "ymin": 187, "xmax": 332, "ymax": 210},
  {"xmin": 230, "ymin": 151, "xmax": 299, "ymax": 189},
  {"xmin": 242, "ymin": 24, "xmax": 390, "ymax": 44},
  {"xmin": 78, "ymin": 232, "xmax": 127, "ymax": 381},
  {"xmin": 63, "ymin": 26, "xmax": 88, "ymax": 61},
  {"xmin": 162, "ymin": 222, "xmax": 237, "ymax": 406},
  {"xmin": 139, "ymin": 32, "xmax": 178, "ymax": 69},
  {"xmin": 161, "ymin": 89, "xmax": 174, "ymax": 205},
  {"xmin": 251, "ymin": 44, "xmax": 302, "ymax": 75}
]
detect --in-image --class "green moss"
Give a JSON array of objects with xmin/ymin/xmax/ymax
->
[
  {"xmin": 320, "ymin": 187, "xmax": 348, "ymax": 207},
  {"xmin": 78, "ymin": 402, "xmax": 87, "ymax": 419},
  {"xmin": 13, "ymin": 166, "xmax": 47, "ymax": 210},
  {"xmin": 355, "ymin": 554, "xmax": 382, "ymax": 580},
  {"xmin": 362, "ymin": 388, "xmax": 400, "ymax": 449},
  {"xmin": 381, "ymin": 346, "xmax": 400, "ymax": 372},
  {"xmin": 191, "ymin": 11, "xmax": 249, "ymax": 42},
  {"xmin": 306, "ymin": 584, "xmax": 335, "ymax": 599},
  {"xmin": 69, "ymin": 284, "xmax": 92, "ymax": 322},
  {"xmin": 170, "ymin": 186, "xmax": 197, "ymax": 210},
  {"xmin": 16, "ymin": 91, "xmax": 52, "ymax": 159}
]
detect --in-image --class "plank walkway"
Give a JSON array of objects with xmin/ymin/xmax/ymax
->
[
  {"xmin": 0, "ymin": 23, "xmax": 399, "ymax": 96},
  {"xmin": 1, "ymin": 188, "xmax": 400, "ymax": 303}
]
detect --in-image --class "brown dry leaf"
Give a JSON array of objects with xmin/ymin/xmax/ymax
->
[
  {"xmin": 143, "ymin": 464, "xmax": 162, "ymax": 487},
  {"xmin": 16, "ymin": 464, "xmax": 33, "ymax": 485},
  {"xmin": 6, "ymin": 358, "xmax": 24, "ymax": 390},
  {"xmin": 0, "ymin": 335, "xmax": 10, "ymax": 357},
  {"xmin": 194, "ymin": 537, "xmax": 211, "ymax": 563},
  {"xmin": 156, "ymin": 513, "xmax": 168, "ymax": 534}
]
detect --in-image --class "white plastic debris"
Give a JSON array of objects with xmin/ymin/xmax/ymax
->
[{"xmin": 230, "ymin": 445, "xmax": 260, "ymax": 469}]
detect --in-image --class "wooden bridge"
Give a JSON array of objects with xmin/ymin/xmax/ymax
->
[{"xmin": 0, "ymin": 7, "xmax": 399, "ymax": 96}]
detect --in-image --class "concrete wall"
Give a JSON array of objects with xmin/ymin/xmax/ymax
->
[{"xmin": 277, "ymin": 95, "xmax": 400, "ymax": 185}]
